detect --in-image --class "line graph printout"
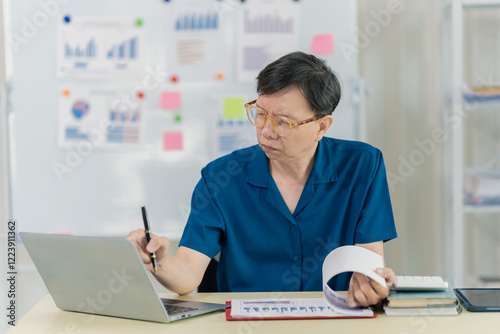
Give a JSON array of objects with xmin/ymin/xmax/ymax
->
[
  {"xmin": 57, "ymin": 16, "xmax": 144, "ymax": 78},
  {"xmin": 236, "ymin": 1, "xmax": 300, "ymax": 82}
]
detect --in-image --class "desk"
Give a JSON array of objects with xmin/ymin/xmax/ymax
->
[{"xmin": 6, "ymin": 292, "xmax": 500, "ymax": 334}]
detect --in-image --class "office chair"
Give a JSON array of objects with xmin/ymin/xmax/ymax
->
[{"xmin": 198, "ymin": 258, "xmax": 218, "ymax": 292}]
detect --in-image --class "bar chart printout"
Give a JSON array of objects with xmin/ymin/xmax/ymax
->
[
  {"xmin": 236, "ymin": 2, "xmax": 300, "ymax": 82},
  {"xmin": 59, "ymin": 86, "xmax": 143, "ymax": 148},
  {"xmin": 58, "ymin": 16, "xmax": 144, "ymax": 77},
  {"xmin": 166, "ymin": 1, "xmax": 229, "ymax": 82}
]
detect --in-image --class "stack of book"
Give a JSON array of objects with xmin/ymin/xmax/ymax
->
[{"xmin": 384, "ymin": 286, "xmax": 462, "ymax": 316}]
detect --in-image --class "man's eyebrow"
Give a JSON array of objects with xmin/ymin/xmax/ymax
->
[
  {"xmin": 255, "ymin": 103, "xmax": 268, "ymax": 113},
  {"xmin": 255, "ymin": 103, "xmax": 293, "ymax": 119}
]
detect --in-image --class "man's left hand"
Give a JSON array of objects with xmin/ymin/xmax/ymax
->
[{"xmin": 347, "ymin": 267, "xmax": 395, "ymax": 307}]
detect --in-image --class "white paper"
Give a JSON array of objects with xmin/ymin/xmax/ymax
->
[
  {"xmin": 230, "ymin": 298, "xmax": 374, "ymax": 318},
  {"xmin": 235, "ymin": 1, "xmax": 300, "ymax": 83},
  {"xmin": 322, "ymin": 246, "xmax": 386, "ymax": 315},
  {"xmin": 58, "ymin": 86, "xmax": 143, "ymax": 149},
  {"xmin": 57, "ymin": 16, "xmax": 144, "ymax": 78},
  {"xmin": 230, "ymin": 246, "xmax": 386, "ymax": 318},
  {"xmin": 165, "ymin": 1, "xmax": 230, "ymax": 83}
]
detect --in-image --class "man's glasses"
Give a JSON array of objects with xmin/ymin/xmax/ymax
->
[{"xmin": 244, "ymin": 99, "xmax": 327, "ymax": 137}]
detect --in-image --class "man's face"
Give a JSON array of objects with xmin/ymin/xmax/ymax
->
[{"xmin": 255, "ymin": 85, "xmax": 327, "ymax": 164}]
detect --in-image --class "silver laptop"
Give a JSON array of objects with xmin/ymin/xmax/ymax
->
[{"xmin": 20, "ymin": 232, "xmax": 227, "ymax": 323}]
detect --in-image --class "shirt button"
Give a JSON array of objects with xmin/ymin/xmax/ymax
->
[{"xmin": 293, "ymin": 256, "xmax": 299, "ymax": 261}]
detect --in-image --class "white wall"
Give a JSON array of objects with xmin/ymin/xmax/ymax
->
[{"xmin": 358, "ymin": 0, "xmax": 445, "ymax": 278}]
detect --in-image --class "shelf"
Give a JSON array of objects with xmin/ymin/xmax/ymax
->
[
  {"xmin": 464, "ymin": 204, "xmax": 500, "ymax": 213},
  {"xmin": 463, "ymin": 86, "xmax": 500, "ymax": 104},
  {"xmin": 445, "ymin": 0, "xmax": 500, "ymax": 287},
  {"xmin": 462, "ymin": 0, "xmax": 500, "ymax": 8}
]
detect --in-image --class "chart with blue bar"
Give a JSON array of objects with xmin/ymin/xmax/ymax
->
[
  {"xmin": 165, "ymin": 1, "xmax": 229, "ymax": 83},
  {"xmin": 58, "ymin": 16, "xmax": 144, "ymax": 77},
  {"xmin": 175, "ymin": 12, "xmax": 218, "ymax": 30},
  {"xmin": 59, "ymin": 86, "xmax": 143, "ymax": 148},
  {"xmin": 64, "ymin": 38, "xmax": 97, "ymax": 59}
]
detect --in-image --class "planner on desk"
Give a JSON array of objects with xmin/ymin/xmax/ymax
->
[{"xmin": 228, "ymin": 246, "xmax": 386, "ymax": 320}]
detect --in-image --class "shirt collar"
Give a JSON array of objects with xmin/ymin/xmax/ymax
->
[
  {"xmin": 246, "ymin": 146, "xmax": 270, "ymax": 187},
  {"xmin": 245, "ymin": 139, "xmax": 338, "ymax": 187},
  {"xmin": 310, "ymin": 137, "xmax": 338, "ymax": 184}
]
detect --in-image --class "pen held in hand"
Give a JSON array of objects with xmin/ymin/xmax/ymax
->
[{"xmin": 141, "ymin": 205, "xmax": 158, "ymax": 274}]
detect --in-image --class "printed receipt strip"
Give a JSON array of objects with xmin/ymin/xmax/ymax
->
[
  {"xmin": 229, "ymin": 246, "xmax": 385, "ymax": 318},
  {"xmin": 322, "ymin": 246, "xmax": 386, "ymax": 315}
]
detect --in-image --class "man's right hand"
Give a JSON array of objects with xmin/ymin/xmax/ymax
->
[
  {"xmin": 126, "ymin": 229, "xmax": 170, "ymax": 274},
  {"xmin": 125, "ymin": 230, "xmax": 212, "ymax": 295}
]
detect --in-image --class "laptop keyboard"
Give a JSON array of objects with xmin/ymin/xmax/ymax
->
[{"xmin": 162, "ymin": 300, "xmax": 199, "ymax": 315}]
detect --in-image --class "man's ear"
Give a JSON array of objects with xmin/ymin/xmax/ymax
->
[{"xmin": 316, "ymin": 115, "xmax": 333, "ymax": 141}]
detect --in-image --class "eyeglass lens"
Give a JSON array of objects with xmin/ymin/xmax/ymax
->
[{"xmin": 247, "ymin": 106, "xmax": 292, "ymax": 136}]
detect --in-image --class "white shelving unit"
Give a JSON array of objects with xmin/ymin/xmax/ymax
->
[{"xmin": 444, "ymin": 0, "xmax": 500, "ymax": 287}]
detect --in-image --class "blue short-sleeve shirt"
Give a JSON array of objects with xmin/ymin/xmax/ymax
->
[{"xmin": 179, "ymin": 137, "xmax": 397, "ymax": 292}]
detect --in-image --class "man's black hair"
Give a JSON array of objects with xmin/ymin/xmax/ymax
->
[{"xmin": 256, "ymin": 51, "xmax": 342, "ymax": 116}]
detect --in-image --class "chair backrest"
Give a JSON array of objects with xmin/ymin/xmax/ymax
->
[{"xmin": 198, "ymin": 258, "xmax": 218, "ymax": 292}]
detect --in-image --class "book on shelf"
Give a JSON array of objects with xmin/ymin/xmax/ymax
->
[
  {"xmin": 462, "ymin": 85, "xmax": 500, "ymax": 103},
  {"xmin": 464, "ymin": 158, "xmax": 500, "ymax": 206}
]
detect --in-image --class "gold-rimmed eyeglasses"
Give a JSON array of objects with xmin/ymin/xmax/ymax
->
[{"xmin": 244, "ymin": 99, "xmax": 327, "ymax": 137}]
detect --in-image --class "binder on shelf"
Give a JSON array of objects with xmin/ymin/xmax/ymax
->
[
  {"xmin": 464, "ymin": 152, "xmax": 500, "ymax": 206},
  {"xmin": 463, "ymin": 85, "xmax": 500, "ymax": 103}
]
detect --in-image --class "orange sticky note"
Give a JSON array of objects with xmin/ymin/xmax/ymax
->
[
  {"xmin": 163, "ymin": 131, "xmax": 183, "ymax": 151},
  {"xmin": 159, "ymin": 91, "xmax": 181, "ymax": 110},
  {"xmin": 311, "ymin": 34, "xmax": 334, "ymax": 55}
]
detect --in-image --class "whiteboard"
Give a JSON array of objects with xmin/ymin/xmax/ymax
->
[{"xmin": 6, "ymin": 0, "xmax": 360, "ymax": 238}]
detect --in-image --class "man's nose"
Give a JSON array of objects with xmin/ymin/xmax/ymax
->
[{"xmin": 260, "ymin": 117, "xmax": 277, "ymax": 138}]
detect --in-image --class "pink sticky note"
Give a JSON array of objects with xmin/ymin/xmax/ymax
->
[
  {"xmin": 163, "ymin": 131, "xmax": 183, "ymax": 151},
  {"xmin": 159, "ymin": 91, "xmax": 181, "ymax": 110},
  {"xmin": 311, "ymin": 34, "xmax": 334, "ymax": 55}
]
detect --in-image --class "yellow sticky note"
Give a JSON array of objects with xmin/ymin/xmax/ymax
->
[{"xmin": 223, "ymin": 97, "xmax": 245, "ymax": 119}]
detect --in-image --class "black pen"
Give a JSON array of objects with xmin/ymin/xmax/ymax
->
[{"xmin": 141, "ymin": 205, "xmax": 158, "ymax": 274}]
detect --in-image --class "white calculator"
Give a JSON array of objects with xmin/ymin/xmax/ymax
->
[{"xmin": 393, "ymin": 276, "xmax": 449, "ymax": 291}]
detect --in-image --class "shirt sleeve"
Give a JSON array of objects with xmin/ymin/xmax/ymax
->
[
  {"xmin": 178, "ymin": 168, "xmax": 225, "ymax": 258},
  {"xmin": 354, "ymin": 150, "xmax": 398, "ymax": 244}
]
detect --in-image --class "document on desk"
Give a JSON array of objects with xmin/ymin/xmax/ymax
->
[
  {"xmin": 230, "ymin": 246, "xmax": 385, "ymax": 319},
  {"xmin": 230, "ymin": 298, "xmax": 374, "ymax": 319}
]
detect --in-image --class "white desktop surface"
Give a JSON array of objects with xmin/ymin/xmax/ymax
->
[{"xmin": 6, "ymin": 291, "xmax": 500, "ymax": 334}]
